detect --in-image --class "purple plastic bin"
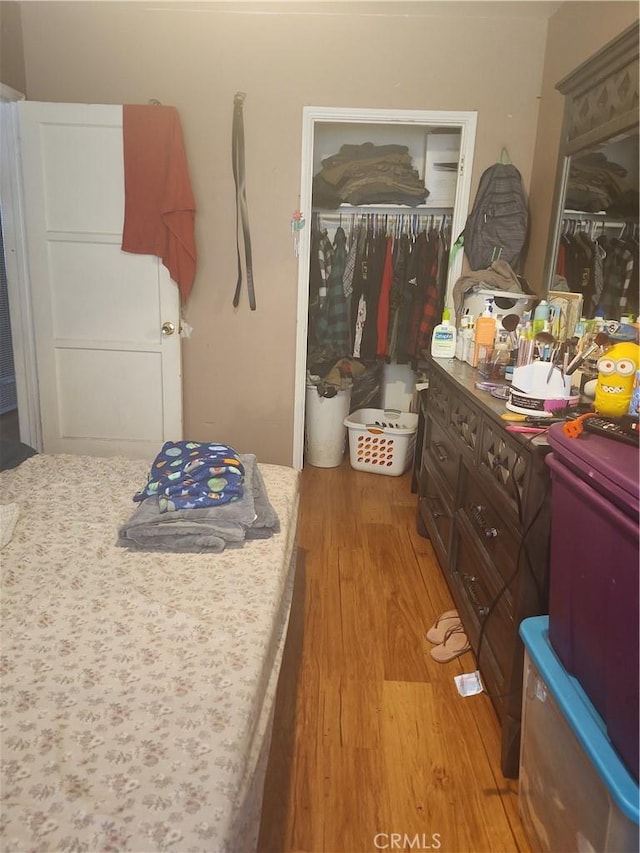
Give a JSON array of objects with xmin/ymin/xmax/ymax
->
[{"xmin": 546, "ymin": 423, "xmax": 639, "ymax": 782}]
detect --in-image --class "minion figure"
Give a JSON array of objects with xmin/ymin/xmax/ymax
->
[{"xmin": 594, "ymin": 341, "xmax": 640, "ymax": 417}]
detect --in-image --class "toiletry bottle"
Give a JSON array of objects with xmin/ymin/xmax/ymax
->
[
  {"xmin": 463, "ymin": 317, "xmax": 475, "ymax": 365},
  {"xmin": 491, "ymin": 330, "xmax": 511, "ymax": 379},
  {"xmin": 574, "ymin": 317, "xmax": 587, "ymax": 339},
  {"xmin": 455, "ymin": 315, "xmax": 467, "ymax": 360},
  {"xmin": 431, "ymin": 308, "xmax": 457, "ymax": 358},
  {"xmin": 472, "ymin": 299, "xmax": 497, "ymax": 368},
  {"xmin": 532, "ymin": 299, "xmax": 550, "ymax": 336}
]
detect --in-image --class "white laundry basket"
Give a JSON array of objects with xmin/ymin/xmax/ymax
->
[
  {"xmin": 305, "ymin": 385, "xmax": 352, "ymax": 468},
  {"xmin": 344, "ymin": 408, "xmax": 419, "ymax": 476}
]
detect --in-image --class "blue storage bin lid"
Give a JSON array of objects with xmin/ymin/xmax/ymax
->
[{"xmin": 520, "ymin": 616, "xmax": 639, "ymax": 825}]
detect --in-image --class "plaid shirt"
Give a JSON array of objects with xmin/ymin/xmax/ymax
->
[
  {"xmin": 314, "ymin": 227, "xmax": 351, "ymax": 358},
  {"xmin": 412, "ymin": 228, "xmax": 446, "ymax": 360},
  {"xmin": 599, "ymin": 238, "xmax": 636, "ymax": 318}
]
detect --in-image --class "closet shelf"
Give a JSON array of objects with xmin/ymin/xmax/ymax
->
[
  {"xmin": 312, "ymin": 203, "xmax": 454, "ymax": 216},
  {"xmin": 563, "ymin": 208, "xmax": 638, "ymax": 221}
]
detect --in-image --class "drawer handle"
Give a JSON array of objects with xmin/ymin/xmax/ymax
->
[
  {"xmin": 433, "ymin": 442, "xmax": 448, "ymax": 462},
  {"xmin": 427, "ymin": 494, "xmax": 444, "ymax": 519},
  {"xmin": 461, "ymin": 573, "xmax": 489, "ymax": 617},
  {"xmin": 470, "ymin": 504, "xmax": 499, "ymax": 539}
]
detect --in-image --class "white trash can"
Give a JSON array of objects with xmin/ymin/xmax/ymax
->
[{"xmin": 305, "ymin": 384, "xmax": 352, "ymax": 468}]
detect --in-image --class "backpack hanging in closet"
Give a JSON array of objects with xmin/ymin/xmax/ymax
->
[{"xmin": 459, "ymin": 154, "xmax": 529, "ymax": 272}]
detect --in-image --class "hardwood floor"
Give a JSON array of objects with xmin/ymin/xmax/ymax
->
[{"xmin": 259, "ymin": 460, "xmax": 531, "ymax": 853}]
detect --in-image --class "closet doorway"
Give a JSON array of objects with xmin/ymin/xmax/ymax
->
[{"xmin": 293, "ymin": 107, "xmax": 477, "ymax": 469}]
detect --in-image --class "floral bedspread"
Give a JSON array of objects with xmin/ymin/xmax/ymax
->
[{"xmin": 0, "ymin": 453, "xmax": 299, "ymax": 853}]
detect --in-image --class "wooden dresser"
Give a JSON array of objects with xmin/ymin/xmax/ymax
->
[{"xmin": 416, "ymin": 356, "xmax": 551, "ymax": 778}]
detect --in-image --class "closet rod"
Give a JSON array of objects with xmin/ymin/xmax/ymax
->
[
  {"xmin": 314, "ymin": 207, "xmax": 454, "ymax": 218},
  {"xmin": 315, "ymin": 213, "xmax": 452, "ymax": 228}
]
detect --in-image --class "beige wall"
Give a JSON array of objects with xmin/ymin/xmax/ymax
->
[
  {"xmin": 525, "ymin": 1, "xmax": 639, "ymax": 291},
  {"xmin": 0, "ymin": 1, "xmax": 26, "ymax": 92},
  {"xmin": 8, "ymin": 0, "xmax": 621, "ymax": 466}
]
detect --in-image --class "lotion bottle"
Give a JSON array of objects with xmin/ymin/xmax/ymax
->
[
  {"xmin": 472, "ymin": 298, "xmax": 497, "ymax": 367},
  {"xmin": 431, "ymin": 308, "xmax": 457, "ymax": 358}
]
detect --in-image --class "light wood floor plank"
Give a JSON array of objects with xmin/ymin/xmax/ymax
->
[
  {"xmin": 259, "ymin": 461, "xmax": 530, "ymax": 853},
  {"xmin": 320, "ymin": 745, "xmax": 392, "ymax": 853},
  {"xmin": 337, "ymin": 547, "xmax": 387, "ymax": 682}
]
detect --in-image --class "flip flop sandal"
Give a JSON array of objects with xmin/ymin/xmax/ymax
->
[
  {"xmin": 430, "ymin": 624, "xmax": 470, "ymax": 663},
  {"xmin": 426, "ymin": 609, "xmax": 460, "ymax": 644}
]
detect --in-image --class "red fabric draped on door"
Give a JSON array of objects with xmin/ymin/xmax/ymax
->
[{"xmin": 121, "ymin": 104, "xmax": 197, "ymax": 303}]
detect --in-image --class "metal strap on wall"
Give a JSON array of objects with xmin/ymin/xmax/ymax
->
[{"xmin": 232, "ymin": 92, "xmax": 256, "ymax": 310}]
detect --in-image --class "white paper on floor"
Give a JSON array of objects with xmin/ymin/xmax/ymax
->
[{"xmin": 454, "ymin": 670, "xmax": 484, "ymax": 696}]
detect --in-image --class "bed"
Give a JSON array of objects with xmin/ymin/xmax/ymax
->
[{"xmin": 0, "ymin": 451, "xmax": 299, "ymax": 853}]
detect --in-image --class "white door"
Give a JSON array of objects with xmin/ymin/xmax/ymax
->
[{"xmin": 18, "ymin": 101, "xmax": 182, "ymax": 457}]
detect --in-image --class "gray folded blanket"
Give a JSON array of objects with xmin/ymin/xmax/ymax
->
[{"xmin": 117, "ymin": 454, "xmax": 279, "ymax": 552}]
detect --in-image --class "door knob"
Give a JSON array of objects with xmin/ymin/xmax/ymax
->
[{"xmin": 161, "ymin": 321, "xmax": 176, "ymax": 336}]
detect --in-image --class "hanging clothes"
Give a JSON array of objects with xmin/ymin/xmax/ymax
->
[
  {"xmin": 387, "ymin": 232, "xmax": 409, "ymax": 363},
  {"xmin": 309, "ymin": 212, "xmax": 452, "ymax": 367},
  {"xmin": 556, "ymin": 216, "xmax": 639, "ymax": 319},
  {"xmin": 376, "ymin": 236, "xmax": 394, "ymax": 359},
  {"xmin": 315, "ymin": 226, "xmax": 350, "ymax": 356},
  {"xmin": 308, "ymin": 224, "xmax": 351, "ymax": 364},
  {"xmin": 359, "ymin": 228, "xmax": 386, "ymax": 361},
  {"xmin": 599, "ymin": 233, "xmax": 637, "ymax": 318},
  {"xmin": 410, "ymin": 226, "xmax": 443, "ymax": 360},
  {"xmin": 350, "ymin": 225, "xmax": 368, "ymax": 359}
]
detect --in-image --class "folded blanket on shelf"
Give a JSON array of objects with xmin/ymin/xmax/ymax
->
[
  {"xmin": 312, "ymin": 141, "xmax": 428, "ymax": 208},
  {"xmin": 118, "ymin": 454, "xmax": 279, "ymax": 552}
]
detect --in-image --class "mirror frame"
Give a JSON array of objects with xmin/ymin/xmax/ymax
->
[{"xmin": 543, "ymin": 23, "xmax": 639, "ymax": 296}]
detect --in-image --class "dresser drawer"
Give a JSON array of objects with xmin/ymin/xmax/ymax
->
[
  {"xmin": 452, "ymin": 526, "xmax": 515, "ymax": 688},
  {"xmin": 450, "ymin": 392, "xmax": 481, "ymax": 455},
  {"xmin": 426, "ymin": 368, "xmax": 450, "ymax": 425},
  {"xmin": 459, "ymin": 469, "xmax": 521, "ymax": 593},
  {"xmin": 418, "ymin": 460, "xmax": 453, "ymax": 569},
  {"xmin": 425, "ymin": 414, "xmax": 458, "ymax": 495},
  {"xmin": 478, "ymin": 418, "xmax": 529, "ymax": 516}
]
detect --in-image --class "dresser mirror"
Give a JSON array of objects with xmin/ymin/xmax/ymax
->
[{"xmin": 543, "ymin": 23, "xmax": 639, "ymax": 329}]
